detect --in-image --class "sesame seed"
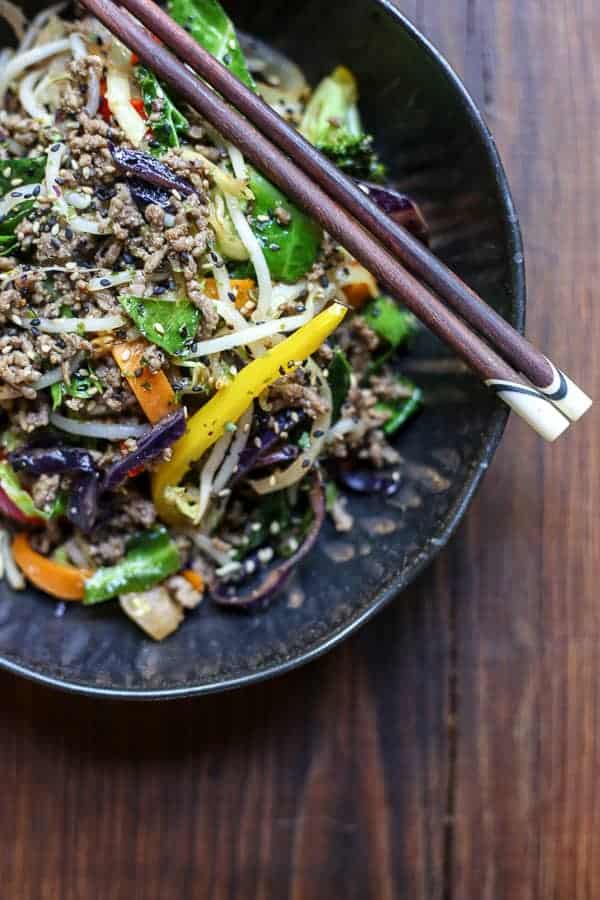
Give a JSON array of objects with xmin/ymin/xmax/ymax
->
[
  {"xmin": 10, "ymin": 177, "xmax": 23, "ymax": 187},
  {"xmin": 120, "ymin": 349, "xmax": 131, "ymax": 362},
  {"xmin": 51, "ymin": 224, "xmax": 60, "ymax": 236},
  {"xmin": 269, "ymin": 474, "xmax": 277, "ymax": 487},
  {"xmin": 269, "ymin": 521, "xmax": 280, "ymax": 535},
  {"xmin": 154, "ymin": 322, "xmax": 165, "ymax": 335},
  {"xmin": 258, "ymin": 547, "xmax": 274, "ymax": 564},
  {"xmin": 100, "ymin": 278, "xmax": 111, "ymax": 287}
]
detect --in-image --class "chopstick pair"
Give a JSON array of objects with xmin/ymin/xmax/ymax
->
[{"xmin": 81, "ymin": 0, "xmax": 592, "ymax": 441}]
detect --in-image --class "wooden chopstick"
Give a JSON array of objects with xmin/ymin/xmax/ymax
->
[
  {"xmin": 114, "ymin": 0, "xmax": 590, "ymax": 426},
  {"xmin": 80, "ymin": 0, "xmax": 579, "ymax": 441}
]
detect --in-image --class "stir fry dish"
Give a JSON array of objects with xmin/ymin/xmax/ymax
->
[{"xmin": 0, "ymin": 0, "xmax": 428, "ymax": 640}]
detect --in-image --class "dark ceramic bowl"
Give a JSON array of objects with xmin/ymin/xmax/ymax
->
[{"xmin": 0, "ymin": 0, "xmax": 524, "ymax": 698}]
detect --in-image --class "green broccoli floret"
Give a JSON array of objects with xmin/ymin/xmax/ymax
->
[
  {"xmin": 300, "ymin": 66, "xmax": 386, "ymax": 182},
  {"xmin": 317, "ymin": 133, "xmax": 386, "ymax": 182}
]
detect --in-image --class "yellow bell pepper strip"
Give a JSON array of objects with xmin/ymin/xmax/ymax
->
[
  {"xmin": 204, "ymin": 277, "xmax": 256, "ymax": 312},
  {"xmin": 152, "ymin": 303, "xmax": 348, "ymax": 524},
  {"xmin": 12, "ymin": 532, "xmax": 94, "ymax": 601},
  {"xmin": 113, "ymin": 339, "xmax": 177, "ymax": 424}
]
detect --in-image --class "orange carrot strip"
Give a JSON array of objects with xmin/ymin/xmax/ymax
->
[
  {"xmin": 12, "ymin": 533, "xmax": 93, "ymax": 602},
  {"xmin": 204, "ymin": 278, "xmax": 256, "ymax": 312},
  {"xmin": 182, "ymin": 569, "xmax": 205, "ymax": 592},
  {"xmin": 113, "ymin": 340, "xmax": 177, "ymax": 425}
]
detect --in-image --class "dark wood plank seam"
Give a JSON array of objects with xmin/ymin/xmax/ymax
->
[{"xmin": 442, "ymin": 581, "xmax": 458, "ymax": 900}]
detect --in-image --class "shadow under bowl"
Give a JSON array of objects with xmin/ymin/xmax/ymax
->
[{"xmin": 0, "ymin": 0, "xmax": 524, "ymax": 698}]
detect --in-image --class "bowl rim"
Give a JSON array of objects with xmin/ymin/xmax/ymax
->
[{"xmin": 0, "ymin": 0, "xmax": 525, "ymax": 700}]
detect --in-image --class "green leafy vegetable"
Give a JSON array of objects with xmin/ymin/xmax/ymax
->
[
  {"xmin": 137, "ymin": 65, "xmax": 189, "ymax": 153},
  {"xmin": 297, "ymin": 431, "xmax": 311, "ymax": 451},
  {"xmin": 300, "ymin": 67, "xmax": 385, "ymax": 182},
  {"xmin": 325, "ymin": 480, "xmax": 339, "ymax": 513},
  {"xmin": 51, "ymin": 366, "xmax": 103, "ymax": 409},
  {"xmin": 234, "ymin": 492, "xmax": 292, "ymax": 561},
  {"xmin": 376, "ymin": 380, "xmax": 423, "ymax": 435},
  {"xmin": 0, "ymin": 461, "xmax": 51, "ymax": 520},
  {"xmin": 0, "ymin": 157, "xmax": 46, "ymax": 196},
  {"xmin": 327, "ymin": 348, "xmax": 352, "ymax": 423},
  {"xmin": 120, "ymin": 296, "xmax": 199, "ymax": 356},
  {"xmin": 167, "ymin": 0, "xmax": 255, "ymax": 89},
  {"xmin": 362, "ymin": 296, "xmax": 418, "ymax": 349},
  {"xmin": 0, "ymin": 198, "xmax": 37, "ymax": 256},
  {"xmin": 248, "ymin": 169, "xmax": 322, "ymax": 282},
  {"xmin": 50, "ymin": 382, "xmax": 63, "ymax": 411},
  {"xmin": 83, "ymin": 527, "xmax": 182, "ymax": 605}
]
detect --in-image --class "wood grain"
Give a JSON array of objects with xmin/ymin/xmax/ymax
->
[{"xmin": 1, "ymin": 2, "xmax": 598, "ymax": 898}]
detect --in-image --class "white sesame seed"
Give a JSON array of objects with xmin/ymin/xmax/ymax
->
[
  {"xmin": 258, "ymin": 547, "xmax": 274, "ymax": 564},
  {"xmin": 154, "ymin": 322, "xmax": 165, "ymax": 335}
]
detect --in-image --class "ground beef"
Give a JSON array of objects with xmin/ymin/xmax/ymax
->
[
  {"xmin": 84, "ymin": 494, "xmax": 158, "ymax": 565},
  {"xmin": 329, "ymin": 384, "xmax": 399, "ymax": 468},
  {"xmin": 268, "ymin": 373, "xmax": 329, "ymax": 419},
  {"xmin": 141, "ymin": 343, "xmax": 166, "ymax": 373},
  {"xmin": 30, "ymin": 520, "xmax": 63, "ymax": 556},
  {"xmin": 143, "ymin": 245, "xmax": 168, "ymax": 275},
  {"xmin": 338, "ymin": 317, "xmax": 380, "ymax": 371},
  {"xmin": 31, "ymin": 474, "xmax": 60, "ymax": 511},
  {"xmin": 108, "ymin": 492, "xmax": 158, "ymax": 531},
  {"xmin": 13, "ymin": 397, "xmax": 50, "ymax": 433},
  {"xmin": 0, "ymin": 333, "xmax": 42, "ymax": 398},
  {"xmin": 108, "ymin": 183, "xmax": 144, "ymax": 241},
  {"xmin": 370, "ymin": 373, "xmax": 416, "ymax": 402},
  {"xmin": 86, "ymin": 533, "xmax": 127, "ymax": 566},
  {"xmin": 187, "ymin": 278, "xmax": 220, "ymax": 337},
  {"xmin": 95, "ymin": 239, "xmax": 123, "ymax": 268},
  {"xmin": 145, "ymin": 204, "xmax": 165, "ymax": 228},
  {"xmin": 64, "ymin": 357, "xmax": 136, "ymax": 415},
  {"xmin": 0, "ymin": 287, "xmax": 28, "ymax": 324}
]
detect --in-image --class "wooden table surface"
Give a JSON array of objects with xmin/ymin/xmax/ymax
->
[{"xmin": 2, "ymin": 2, "xmax": 598, "ymax": 898}]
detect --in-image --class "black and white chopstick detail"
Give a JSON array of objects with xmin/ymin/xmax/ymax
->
[
  {"xmin": 536, "ymin": 359, "xmax": 592, "ymax": 422},
  {"xmin": 486, "ymin": 380, "xmax": 570, "ymax": 442}
]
